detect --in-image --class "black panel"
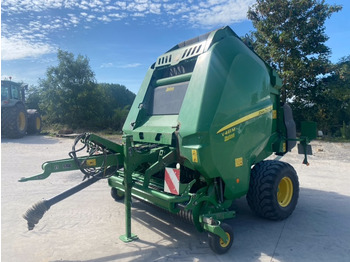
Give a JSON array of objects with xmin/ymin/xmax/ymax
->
[{"xmin": 152, "ymin": 81, "xmax": 189, "ymax": 115}]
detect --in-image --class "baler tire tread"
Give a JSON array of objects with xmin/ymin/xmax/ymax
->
[
  {"xmin": 246, "ymin": 160, "xmax": 299, "ymax": 220},
  {"xmin": 208, "ymin": 223, "xmax": 234, "ymax": 255},
  {"xmin": 111, "ymin": 187, "xmax": 125, "ymax": 202}
]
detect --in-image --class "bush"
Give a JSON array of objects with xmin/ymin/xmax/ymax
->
[{"xmin": 340, "ymin": 122, "xmax": 350, "ymax": 139}]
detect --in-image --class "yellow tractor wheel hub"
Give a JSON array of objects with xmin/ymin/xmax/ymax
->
[
  {"xmin": 277, "ymin": 177, "xmax": 293, "ymax": 207},
  {"xmin": 18, "ymin": 112, "xmax": 26, "ymax": 131}
]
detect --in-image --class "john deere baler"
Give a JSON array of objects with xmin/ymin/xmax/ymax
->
[{"xmin": 21, "ymin": 26, "xmax": 316, "ymax": 254}]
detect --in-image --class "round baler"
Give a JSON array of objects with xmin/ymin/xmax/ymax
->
[{"xmin": 20, "ymin": 26, "xmax": 316, "ymax": 254}]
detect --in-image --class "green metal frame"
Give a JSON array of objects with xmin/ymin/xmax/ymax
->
[
  {"xmin": 19, "ymin": 133, "xmax": 236, "ymax": 242},
  {"xmin": 19, "ymin": 153, "xmax": 121, "ymax": 182}
]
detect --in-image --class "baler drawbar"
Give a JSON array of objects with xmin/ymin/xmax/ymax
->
[{"xmin": 20, "ymin": 26, "xmax": 316, "ymax": 254}]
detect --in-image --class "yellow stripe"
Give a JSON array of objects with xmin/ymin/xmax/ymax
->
[{"xmin": 217, "ymin": 105, "xmax": 273, "ymax": 134}]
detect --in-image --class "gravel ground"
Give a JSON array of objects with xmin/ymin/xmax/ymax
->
[{"xmin": 1, "ymin": 135, "xmax": 350, "ymax": 262}]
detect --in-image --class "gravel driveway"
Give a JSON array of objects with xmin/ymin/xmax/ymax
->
[{"xmin": 2, "ymin": 135, "xmax": 350, "ymax": 262}]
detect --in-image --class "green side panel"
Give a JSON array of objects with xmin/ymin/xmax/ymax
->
[
  {"xmin": 132, "ymin": 115, "xmax": 178, "ymax": 144},
  {"xmin": 122, "ymin": 68, "xmax": 154, "ymax": 134},
  {"xmin": 177, "ymin": 27, "xmax": 279, "ymax": 200},
  {"xmin": 122, "ymin": 67, "xmax": 181, "ymax": 145}
]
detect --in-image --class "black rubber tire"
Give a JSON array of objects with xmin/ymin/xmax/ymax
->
[
  {"xmin": 27, "ymin": 110, "xmax": 42, "ymax": 134},
  {"xmin": 111, "ymin": 187, "xmax": 125, "ymax": 201},
  {"xmin": 247, "ymin": 160, "xmax": 299, "ymax": 220},
  {"xmin": 1, "ymin": 103, "xmax": 27, "ymax": 138},
  {"xmin": 208, "ymin": 223, "xmax": 234, "ymax": 255}
]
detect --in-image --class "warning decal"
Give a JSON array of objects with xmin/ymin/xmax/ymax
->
[{"xmin": 164, "ymin": 167, "xmax": 180, "ymax": 195}]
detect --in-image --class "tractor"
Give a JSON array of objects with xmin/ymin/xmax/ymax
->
[{"xmin": 1, "ymin": 79, "xmax": 42, "ymax": 138}]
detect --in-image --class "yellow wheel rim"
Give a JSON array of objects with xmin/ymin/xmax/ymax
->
[
  {"xmin": 277, "ymin": 177, "xmax": 293, "ymax": 207},
  {"xmin": 36, "ymin": 117, "xmax": 41, "ymax": 130},
  {"xmin": 219, "ymin": 232, "xmax": 231, "ymax": 248},
  {"xmin": 18, "ymin": 112, "xmax": 26, "ymax": 131}
]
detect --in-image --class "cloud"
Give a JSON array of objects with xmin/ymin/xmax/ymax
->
[
  {"xmin": 1, "ymin": 36, "xmax": 56, "ymax": 60},
  {"xmin": 1, "ymin": 0, "xmax": 254, "ymax": 60},
  {"xmin": 97, "ymin": 15, "xmax": 112, "ymax": 22},
  {"xmin": 100, "ymin": 62, "xmax": 114, "ymax": 68},
  {"xmin": 187, "ymin": 0, "xmax": 255, "ymax": 27},
  {"xmin": 1, "ymin": 0, "xmax": 76, "ymax": 13},
  {"xmin": 118, "ymin": 63, "xmax": 142, "ymax": 68},
  {"xmin": 2, "ymin": 0, "xmax": 254, "ymax": 23},
  {"xmin": 3, "ymin": 0, "xmax": 254, "ymax": 26},
  {"xmin": 100, "ymin": 62, "xmax": 141, "ymax": 68},
  {"xmin": 68, "ymin": 13, "xmax": 80, "ymax": 25},
  {"xmin": 109, "ymin": 13, "xmax": 127, "ymax": 19}
]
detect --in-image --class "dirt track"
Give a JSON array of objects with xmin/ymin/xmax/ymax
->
[{"xmin": 1, "ymin": 135, "xmax": 350, "ymax": 262}]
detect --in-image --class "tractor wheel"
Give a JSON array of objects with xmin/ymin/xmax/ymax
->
[
  {"xmin": 27, "ymin": 110, "xmax": 42, "ymax": 134},
  {"xmin": 1, "ymin": 103, "xmax": 28, "ymax": 138},
  {"xmin": 208, "ymin": 223, "xmax": 234, "ymax": 255},
  {"xmin": 111, "ymin": 187, "xmax": 125, "ymax": 201},
  {"xmin": 247, "ymin": 160, "xmax": 299, "ymax": 220}
]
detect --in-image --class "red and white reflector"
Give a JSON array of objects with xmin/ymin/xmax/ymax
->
[{"xmin": 164, "ymin": 167, "xmax": 180, "ymax": 195}]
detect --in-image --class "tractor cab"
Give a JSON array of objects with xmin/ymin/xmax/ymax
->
[{"xmin": 1, "ymin": 80, "xmax": 27, "ymax": 105}]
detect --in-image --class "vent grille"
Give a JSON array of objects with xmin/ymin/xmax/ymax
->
[
  {"xmin": 157, "ymin": 54, "xmax": 172, "ymax": 66},
  {"xmin": 181, "ymin": 44, "xmax": 202, "ymax": 59},
  {"xmin": 155, "ymin": 41, "xmax": 206, "ymax": 68}
]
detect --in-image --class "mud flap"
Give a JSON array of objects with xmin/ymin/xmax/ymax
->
[{"xmin": 283, "ymin": 104, "xmax": 296, "ymax": 151}]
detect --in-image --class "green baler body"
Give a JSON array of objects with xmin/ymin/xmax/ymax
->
[
  {"xmin": 21, "ymin": 26, "xmax": 316, "ymax": 250},
  {"xmin": 122, "ymin": 26, "xmax": 284, "ymax": 201}
]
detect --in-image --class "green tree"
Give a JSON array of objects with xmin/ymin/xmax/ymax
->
[
  {"xmin": 96, "ymin": 83, "xmax": 135, "ymax": 130},
  {"xmin": 97, "ymin": 83, "xmax": 135, "ymax": 118},
  {"xmin": 312, "ymin": 56, "xmax": 350, "ymax": 135},
  {"xmin": 25, "ymin": 85, "xmax": 41, "ymax": 111},
  {"xmin": 247, "ymin": 0, "xmax": 341, "ymax": 107},
  {"xmin": 39, "ymin": 50, "xmax": 103, "ymax": 129}
]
